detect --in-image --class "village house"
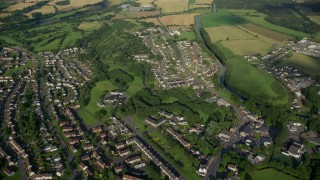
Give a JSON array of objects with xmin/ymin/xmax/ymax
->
[
  {"xmin": 218, "ymin": 130, "xmax": 233, "ymax": 142},
  {"xmin": 227, "ymin": 163, "xmax": 238, "ymax": 172},
  {"xmin": 167, "ymin": 127, "xmax": 191, "ymax": 149},
  {"xmin": 287, "ymin": 142, "xmax": 305, "ymax": 158},
  {"xmin": 118, "ymin": 148, "xmax": 131, "ymax": 157},
  {"xmin": 145, "ymin": 116, "xmax": 166, "ymax": 127},
  {"xmin": 159, "ymin": 110, "xmax": 173, "ymax": 119}
]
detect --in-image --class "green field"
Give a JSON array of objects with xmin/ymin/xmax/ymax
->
[
  {"xmin": 215, "ymin": 43, "xmax": 290, "ymax": 105},
  {"xmin": 78, "ymin": 80, "xmax": 117, "ymax": 126},
  {"xmin": 200, "ymin": 9, "xmax": 245, "ymax": 28},
  {"xmin": 229, "ymin": 9, "xmax": 311, "ymax": 38},
  {"xmin": 252, "ymin": 169, "xmax": 297, "ymax": 180},
  {"xmin": 0, "ymin": 2, "xmax": 11, "ymax": 10},
  {"xmin": 281, "ymin": 52, "xmax": 320, "ymax": 76},
  {"xmin": 179, "ymin": 31, "xmax": 196, "ymax": 41}
]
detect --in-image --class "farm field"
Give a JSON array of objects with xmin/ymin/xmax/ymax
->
[
  {"xmin": 154, "ymin": 0, "xmax": 188, "ymax": 13},
  {"xmin": 49, "ymin": 0, "xmax": 103, "ymax": 12},
  {"xmin": 241, "ymin": 24, "xmax": 291, "ymax": 41},
  {"xmin": 281, "ymin": 52, "xmax": 320, "ymax": 76},
  {"xmin": 138, "ymin": 0, "xmax": 153, "ymax": 7},
  {"xmin": 78, "ymin": 21, "xmax": 103, "ymax": 31},
  {"xmin": 130, "ymin": 10, "xmax": 160, "ymax": 18},
  {"xmin": 25, "ymin": 5, "xmax": 56, "ymax": 17},
  {"xmin": 308, "ymin": 16, "xmax": 320, "ymax": 25},
  {"xmin": 229, "ymin": 9, "xmax": 311, "ymax": 38},
  {"xmin": 4, "ymin": 2, "xmax": 36, "ymax": 11},
  {"xmin": 204, "ymin": 24, "xmax": 277, "ymax": 55},
  {"xmin": 213, "ymin": 43, "xmax": 290, "ymax": 105},
  {"xmin": 146, "ymin": 13, "xmax": 199, "ymax": 25},
  {"xmin": 195, "ymin": 0, "xmax": 212, "ymax": 3},
  {"xmin": 251, "ymin": 168, "xmax": 297, "ymax": 180},
  {"xmin": 200, "ymin": 9, "xmax": 245, "ymax": 28}
]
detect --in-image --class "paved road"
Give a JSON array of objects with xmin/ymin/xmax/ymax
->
[{"xmin": 18, "ymin": 159, "xmax": 27, "ymax": 180}]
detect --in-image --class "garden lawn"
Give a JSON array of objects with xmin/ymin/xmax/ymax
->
[
  {"xmin": 251, "ymin": 168, "xmax": 297, "ymax": 180},
  {"xmin": 281, "ymin": 52, "xmax": 320, "ymax": 76},
  {"xmin": 200, "ymin": 9, "xmax": 245, "ymax": 28}
]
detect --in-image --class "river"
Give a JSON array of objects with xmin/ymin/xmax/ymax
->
[{"xmin": 195, "ymin": 16, "xmax": 246, "ymax": 101}]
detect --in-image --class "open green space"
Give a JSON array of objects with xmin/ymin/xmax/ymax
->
[
  {"xmin": 4, "ymin": 60, "xmax": 33, "ymax": 76},
  {"xmin": 251, "ymin": 168, "xmax": 297, "ymax": 180},
  {"xmin": 229, "ymin": 9, "xmax": 311, "ymax": 38},
  {"xmin": 281, "ymin": 52, "xmax": 320, "ymax": 76},
  {"xmin": 0, "ymin": 2, "xmax": 12, "ymax": 10},
  {"xmin": 178, "ymin": 31, "xmax": 196, "ymax": 41},
  {"xmin": 200, "ymin": 9, "xmax": 245, "ymax": 28},
  {"xmin": 215, "ymin": 42, "xmax": 290, "ymax": 105},
  {"xmin": 148, "ymin": 131, "xmax": 200, "ymax": 180},
  {"xmin": 78, "ymin": 80, "xmax": 117, "ymax": 126},
  {"xmin": 0, "ymin": 22, "xmax": 88, "ymax": 52}
]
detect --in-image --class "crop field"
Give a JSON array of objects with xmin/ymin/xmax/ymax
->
[
  {"xmin": 25, "ymin": 5, "xmax": 56, "ymax": 17},
  {"xmin": 308, "ymin": 16, "xmax": 320, "ymax": 25},
  {"xmin": 154, "ymin": 0, "xmax": 188, "ymax": 13},
  {"xmin": 281, "ymin": 52, "xmax": 320, "ymax": 76},
  {"xmin": 78, "ymin": 21, "xmax": 103, "ymax": 31},
  {"xmin": 0, "ymin": 12, "xmax": 10, "ymax": 18},
  {"xmin": 241, "ymin": 24, "xmax": 291, "ymax": 41},
  {"xmin": 4, "ymin": 2, "xmax": 36, "ymax": 11},
  {"xmin": 205, "ymin": 25, "xmax": 277, "ymax": 55},
  {"xmin": 229, "ymin": 9, "xmax": 311, "ymax": 38},
  {"xmin": 130, "ymin": 10, "xmax": 160, "ymax": 18},
  {"xmin": 146, "ymin": 13, "xmax": 199, "ymax": 26},
  {"xmin": 213, "ymin": 43, "xmax": 290, "ymax": 105},
  {"xmin": 195, "ymin": 0, "xmax": 212, "ymax": 3},
  {"xmin": 252, "ymin": 169, "xmax": 297, "ymax": 180},
  {"xmin": 138, "ymin": 0, "xmax": 153, "ymax": 7},
  {"xmin": 49, "ymin": 0, "xmax": 103, "ymax": 12},
  {"xmin": 200, "ymin": 9, "xmax": 245, "ymax": 28}
]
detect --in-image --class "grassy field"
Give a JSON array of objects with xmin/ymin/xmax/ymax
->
[
  {"xmin": 78, "ymin": 80, "xmax": 117, "ymax": 126},
  {"xmin": 230, "ymin": 9, "xmax": 311, "ymax": 38},
  {"xmin": 213, "ymin": 43, "xmax": 290, "ymax": 105},
  {"xmin": 78, "ymin": 21, "xmax": 103, "ymax": 31},
  {"xmin": 281, "ymin": 52, "xmax": 320, "ymax": 76},
  {"xmin": 48, "ymin": 0, "xmax": 103, "ymax": 12},
  {"xmin": 251, "ymin": 169, "xmax": 297, "ymax": 180},
  {"xmin": 146, "ymin": 13, "xmax": 199, "ymax": 26},
  {"xmin": 131, "ymin": 11, "xmax": 160, "ymax": 18},
  {"xmin": 154, "ymin": 0, "xmax": 188, "ymax": 13},
  {"xmin": 200, "ymin": 9, "xmax": 245, "ymax": 28},
  {"xmin": 179, "ymin": 31, "xmax": 196, "ymax": 41},
  {"xmin": 0, "ymin": 2, "xmax": 12, "ymax": 10}
]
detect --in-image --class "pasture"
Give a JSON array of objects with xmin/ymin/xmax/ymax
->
[
  {"xmin": 229, "ymin": 9, "xmax": 311, "ymax": 38},
  {"xmin": 154, "ymin": 0, "xmax": 188, "ymax": 13},
  {"xmin": 195, "ymin": 0, "xmax": 212, "ymax": 3},
  {"xmin": 78, "ymin": 21, "xmax": 103, "ymax": 31},
  {"xmin": 281, "ymin": 52, "xmax": 320, "ymax": 76},
  {"xmin": 200, "ymin": 9, "xmax": 245, "ymax": 28},
  {"xmin": 146, "ymin": 13, "xmax": 199, "ymax": 26},
  {"xmin": 251, "ymin": 169, "xmax": 297, "ymax": 180},
  {"xmin": 205, "ymin": 25, "xmax": 277, "ymax": 55},
  {"xmin": 138, "ymin": 0, "xmax": 153, "ymax": 7},
  {"xmin": 213, "ymin": 43, "xmax": 290, "ymax": 105}
]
